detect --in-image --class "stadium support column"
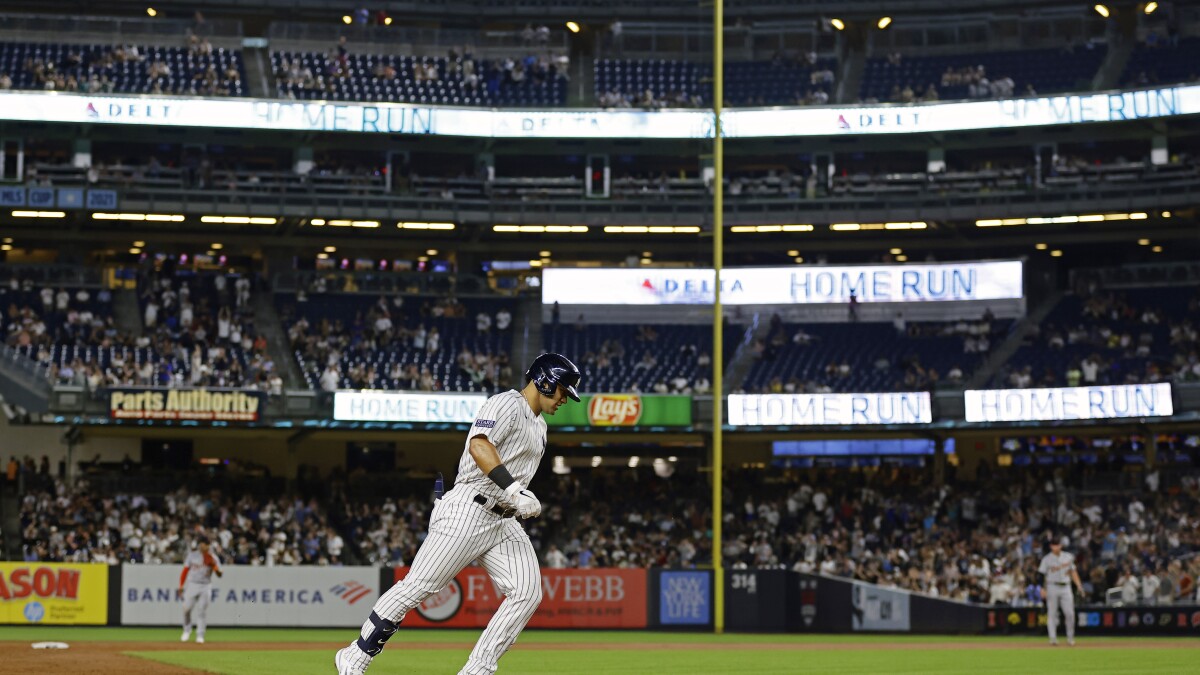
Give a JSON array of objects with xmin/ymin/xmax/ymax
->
[
  {"xmin": 1150, "ymin": 135, "xmax": 1168, "ymax": 166},
  {"xmin": 932, "ymin": 436, "xmax": 946, "ymax": 486},
  {"xmin": 927, "ymin": 148, "xmax": 945, "ymax": 174},
  {"xmin": 71, "ymin": 139, "xmax": 92, "ymax": 169},
  {"xmin": 294, "ymin": 147, "xmax": 314, "ymax": 175},
  {"xmin": 712, "ymin": 0, "xmax": 726, "ymax": 636}
]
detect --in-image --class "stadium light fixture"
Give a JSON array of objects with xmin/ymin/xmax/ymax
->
[
  {"xmin": 146, "ymin": 8, "xmax": 157, "ymax": 17},
  {"xmin": 540, "ymin": 250, "xmax": 553, "ymax": 257},
  {"xmin": 889, "ymin": 247, "xmax": 902, "ymax": 255},
  {"xmin": 640, "ymin": 258, "xmax": 653, "ymax": 265},
  {"xmin": 642, "ymin": 251, "xmax": 652, "ymax": 257},
  {"xmin": 1144, "ymin": 2, "xmax": 1158, "ymax": 14},
  {"xmin": 200, "ymin": 215, "xmax": 278, "ymax": 225},
  {"xmin": 12, "ymin": 210, "xmax": 66, "ymax": 218},
  {"xmin": 398, "ymin": 221, "xmax": 455, "ymax": 230},
  {"xmin": 325, "ymin": 219, "xmax": 380, "ymax": 228},
  {"xmin": 1138, "ymin": 238, "xmax": 1150, "ymax": 246},
  {"xmin": 730, "ymin": 224, "xmax": 813, "ymax": 233},
  {"xmin": 1162, "ymin": 210, "xmax": 1171, "ymax": 218},
  {"xmin": 93, "ymin": 212, "xmax": 183, "ymax": 222},
  {"xmin": 895, "ymin": 254, "xmax": 908, "ymax": 262},
  {"xmin": 324, "ymin": 245, "xmax": 337, "ymax": 252},
  {"xmin": 310, "ymin": 218, "xmax": 326, "ymax": 226},
  {"xmin": 1152, "ymin": 245, "xmax": 1163, "ymax": 253},
  {"xmin": 426, "ymin": 249, "xmax": 438, "ymax": 256},
  {"xmin": 787, "ymin": 249, "xmax": 800, "ymax": 257},
  {"xmin": 529, "ymin": 259, "xmax": 543, "ymax": 267},
  {"xmin": 1050, "ymin": 250, "xmax": 1064, "ymax": 257},
  {"xmin": 384, "ymin": 17, "xmax": 393, "ymax": 25},
  {"xmin": 830, "ymin": 18, "xmax": 846, "ymax": 31},
  {"xmin": 566, "ymin": 21, "xmax": 581, "ymax": 33},
  {"xmin": 133, "ymin": 240, "xmax": 145, "ymax": 247},
  {"xmin": 342, "ymin": 15, "xmax": 352, "ymax": 24},
  {"xmin": 1035, "ymin": 243, "xmax": 1048, "ymax": 250},
  {"xmin": 1094, "ymin": 4, "xmax": 1110, "ymax": 18},
  {"xmin": 0, "ymin": 244, "xmax": 11, "ymax": 251},
  {"xmin": 211, "ymin": 243, "xmax": 223, "ymax": 250},
  {"xmin": 602, "ymin": 225, "xmax": 698, "ymax": 234},
  {"xmin": 317, "ymin": 252, "xmax": 329, "ymax": 259},
  {"xmin": 877, "ymin": 17, "xmax": 892, "ymax": 29},
  {"xmin": 129, "ymin": 247, "xmax": 141, "ymax": 254},
  {"xmin": 495, "ymin": 224, "xmax": 589, "ymax": 233}
]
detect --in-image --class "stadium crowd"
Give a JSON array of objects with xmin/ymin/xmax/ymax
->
[
  {"xmin": 12, "ymin": 456, "xmax": 1199, "ymax": 608},
  {"xmin": 1, "ymin": 265, "xmax": 277, "ymax": 392},
  {"xmin": 721, "ymin": 466, "xmax": 1200, "ymax": 607}
]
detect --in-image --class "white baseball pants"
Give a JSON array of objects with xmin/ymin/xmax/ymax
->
[
  {"xmin": 352, "ymin": 485, "xmax": 542, "ymax": 675},
  {"xmin": 182, "ymin": 583, "xmax": 211, "ymax": 640},
  {"xmin": 1046, "ymin": 585, "xmax": 1075, "ymax": 643}
]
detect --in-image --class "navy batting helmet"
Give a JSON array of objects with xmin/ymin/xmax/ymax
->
[{"xmin": 526, "ymin": 353, "xmax": 581, "ymax": 402}]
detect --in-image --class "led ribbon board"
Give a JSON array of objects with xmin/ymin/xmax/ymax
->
[{"xmin": 0, "ymin": 85, "xmax": 1191, "ymax": 139}]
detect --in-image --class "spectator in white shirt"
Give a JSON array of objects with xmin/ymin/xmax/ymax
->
[{"xmin": 495, "ymin": 309, "xmax": 512, "ymax": 331}]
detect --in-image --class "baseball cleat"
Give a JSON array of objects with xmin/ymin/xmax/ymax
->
[
  {"xmin": 196, "ymin": 637, "xmax": 205, "ymax": 644},
  {"xmin": 180, "ymin": 629, "xmax": 191, "ymax": 642},
  {"xmin": 1067, "ymin": 639, "xmax": 1075, "ymax": 646},
  {"xmin": 335, "ymin": 646, "xmax": 368, "ymax": 675},
  {"xmin": 1049, "ymin": 640, "xmax": 1058, "ymax": 646}
]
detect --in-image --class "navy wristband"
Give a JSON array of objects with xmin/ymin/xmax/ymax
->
[{"xmin": 488, "ymin": 465, "xmax": 516, "ymax": 490}]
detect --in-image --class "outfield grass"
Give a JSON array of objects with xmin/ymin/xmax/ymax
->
[{"xmin": 1, "ymin": 627, "xmax": 1196, "ymax": 674}]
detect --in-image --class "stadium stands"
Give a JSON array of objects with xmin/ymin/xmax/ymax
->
[
  {"xmin": 279, "ymin": 290, "xmax": 516, "ymax": 393},
  {"xmin": 2, "ymin": 266, "xmax": 274, "ymax": 392},
  {"xmin": 723, "ymin": 465, "xmax": 1200, "ymax": 605},
  {"xmin": 1121, "ymin": 36, "xmax": 1200, "ymax": 87},
  {"xmin": 0, "ymin": 39, "xmax": 245, "ymax": 96},
  {"xmin": 995, "ymin": 285, "xmax": 1200, "ymax": 389},
  {"xmin": 594, "ymin": 56, "xmax": 838, "ymax": 108},
  {"xmin": 859, "ymin": 45, "xmax": 1106, "ymax": 103},
  {"xmin": 272, "ymin": 48, "xmax": 568, "ymax": 106},
  {"xmin": 741, "ymin": 315, "xmax": 1004, "ymax": 394},
  {"xmin": 543, "ymin": 322, "xmax": 741, "ymax": 394}
]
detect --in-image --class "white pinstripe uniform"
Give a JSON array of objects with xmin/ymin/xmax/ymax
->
[
  {"xmin": 181, "ymin": 549, "xmax": 221, "ymax": 641},
  {"xmin": 344, "ymin": 389, "xmax": 548, "ymax": 675},
  {"xmin": 1039, "ymin": 550, "xmax": 1076, "ymax": 644}
]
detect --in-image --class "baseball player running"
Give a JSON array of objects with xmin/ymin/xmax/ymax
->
[
  {"xmin": 180, "ymin": 536, "xmax": 223, "ymax": 644},
  {"xmin": 336, "ymin": 353, "xmax": 581, "ymax": 675},
  {"xmin": 1038, "ymin": 537, "xmax": 1084, "ymax": 646}
]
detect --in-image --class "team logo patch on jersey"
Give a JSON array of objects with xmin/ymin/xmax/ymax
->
[{"xmin": 474, "ymin": 419, "xmax": 496, "ymax": 428}]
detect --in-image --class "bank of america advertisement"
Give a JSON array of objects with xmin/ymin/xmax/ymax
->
[
  {"xmin": 964, "ymin": 383, "xmax": 1173, "ymax": 423},
  {"xmin": 542, "ymin": 261, "xmax": 1022, "ymax": 306},
  {"xmin": 120, "ymin": 565, "xmax": 379, "ymax": 626},
  {"xmin": 729, "ymin": 393, "xmax": 933, "ymax": 426},
  {"xmin": 333, "ymin": 391, "xmax": 487, "ymax": 423}
]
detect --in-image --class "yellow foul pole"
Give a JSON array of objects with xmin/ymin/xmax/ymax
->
[{"xmin": 712, "ymin": 0, "xmax": 725, "ymax": 635}]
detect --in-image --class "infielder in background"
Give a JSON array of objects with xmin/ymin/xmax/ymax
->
[
  {"xmin": 336, "ymin": 353, "xmax": 581, "ymax": 675},
  {"xmin": 180, "ymin": 535, "xmax": 223, "ymax": 644},
  {"xmin": 1039, "ymin": 537, "xmax": 1084, "ymax": 646}
]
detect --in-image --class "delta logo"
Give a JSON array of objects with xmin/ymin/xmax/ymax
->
[
  {"xmin": 85, "ymin": 103, "xmax": 100, "ymax": 119},
  {"xmin": 639, "ymin": 276, "xmax": 743, "ymax": 299},
  {"xmin": 0, "ymin": 567, "xmax": 81, "ymax": 601},
  {"xmin": 588, "ymin": 395, "xmax": 643, "ymax": 426},
  {"xmin": 330, "ymin": 580, "xmax": 373, "ymax": 605}
]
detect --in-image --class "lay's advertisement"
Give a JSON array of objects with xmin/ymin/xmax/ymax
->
[
  {"xmin": 0, "ymin": 563, "xmax": 108, "ymax": 624},
  {"xmin": 544, "ymin": 394, "xmax": 692, "ymax": 427}
]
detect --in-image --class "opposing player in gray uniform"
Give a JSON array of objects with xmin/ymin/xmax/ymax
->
[
  {"xmin": 336, "ymin": 353, "xmax": 581, "ymax": 675},
  {"xmin": 1038, "ymin": 537, "xmax": 1084, "ymax": 646},
  {"xmin": 179, "ymin": 536, "xmax": 223, "ymax": 644}
]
